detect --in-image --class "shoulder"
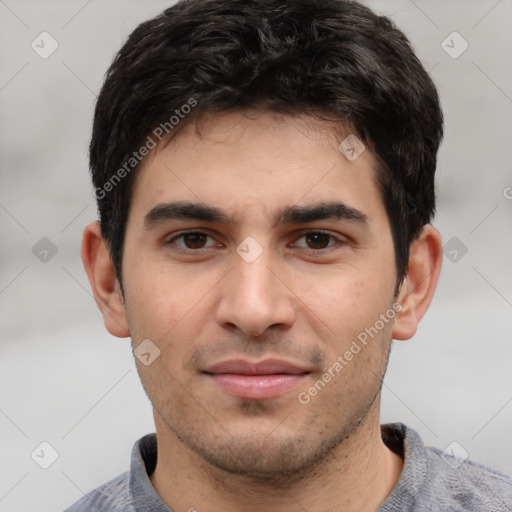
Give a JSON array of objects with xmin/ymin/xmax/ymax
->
[
  {"xmin": 62, "ymin": 432, "xmax": 159, "ymax": 512},
  {"xmin": 420, "ymin": 446, "xmax": 512, "ymax": 511},
  {"xmin": 62, "ymin": 471, "xmax": 135, "ymax": 512},
  {"xmin": 380, "ymin": 423, "xmax": 512, "ymax": 512}
]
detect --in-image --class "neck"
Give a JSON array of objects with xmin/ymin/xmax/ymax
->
[{"xmin": 149, "ymin": 400, "xmax": 403, "ymax": 512}]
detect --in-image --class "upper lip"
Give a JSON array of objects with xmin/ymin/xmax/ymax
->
[{"xmin": 204, "ymin": 358, "xmax": 310, "ymax": 375}]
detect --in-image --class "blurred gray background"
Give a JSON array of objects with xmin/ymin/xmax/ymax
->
[{"xmin": 1, "ymin": 1, "xmax": 511, "ymax": 511}]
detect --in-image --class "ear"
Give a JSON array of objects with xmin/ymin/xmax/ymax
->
[
  {"xmin": 392, "ymin": 224, "xmax": 443, "ymax": 340},
  {"xmin": 81, "ymin": 221, "xmax": 130, "ymax": 338}
]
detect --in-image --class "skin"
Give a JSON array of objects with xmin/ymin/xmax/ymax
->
[{"xmin": 82, "ymin": 109, "xmax": 443, "ymax": 512}]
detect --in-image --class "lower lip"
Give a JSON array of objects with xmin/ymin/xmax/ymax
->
[{"xmin": 207, "ymin": 373, "xmax": 308, "ymax": 399}]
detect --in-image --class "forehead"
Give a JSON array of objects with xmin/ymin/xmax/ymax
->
[{"xmin": 128, "ymin": 109, "xmax": 386, "ymax": 229}]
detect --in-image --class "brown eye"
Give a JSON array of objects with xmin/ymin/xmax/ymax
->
[
  {"xmin": 169, "ymin": 231, "xmax": 215, "ymax": 250},
  {"xmin": 304, "ymin": 232, "xmax": 332, "ymax": 249},
  {"xmin": 182, "ymin": 233, "xmax": 208, "ymax": 249}
]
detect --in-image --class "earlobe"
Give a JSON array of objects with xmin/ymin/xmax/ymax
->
[
  {"xmin": 392, "ymin": 224, "xmax": 443, "ymax": 341},
  {"xmin": 81, "ymin": 221, "xmax": 130, "ymax": 338}
]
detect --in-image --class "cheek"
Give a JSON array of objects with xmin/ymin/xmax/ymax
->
[
  {"xmin": 302, "ymin": 271, "xmax": 394, "ymax": 366},
  {"xmin": 123, "ymin": 257, "xmax": 195, "ymax": 327},
  {"xmin": 123, "ymin": 265, "xmax": 218, "ymax": 376},
  {"xmin": 298, "ymin": 272, "xmax": 375, "ymax": 331}
]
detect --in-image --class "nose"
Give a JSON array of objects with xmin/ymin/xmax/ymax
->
[{"xmin": 215, "ymin": 241, "xmax": 296, "ymax": 337}]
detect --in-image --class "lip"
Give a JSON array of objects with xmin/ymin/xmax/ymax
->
[
  {"xmin": 204, "ymin": 358, "xmax": 310, "ymax": 399},
  {"xmin": 205, "ymin": 358, "xmax": 309, "ymax": 375}
]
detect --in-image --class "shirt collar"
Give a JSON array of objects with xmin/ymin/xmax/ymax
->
[
  {"xmin": 378, "ymin": 423, "xmax": 430, "ymax": 511},
  {"xmin": 129, "ymin": 433, "xmax": 172, "ymax": 512}
]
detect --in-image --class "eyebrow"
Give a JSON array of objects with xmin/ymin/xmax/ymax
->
[{"xmin": 143, "ymin": 200, "xmax": 368, "ymax": 229}]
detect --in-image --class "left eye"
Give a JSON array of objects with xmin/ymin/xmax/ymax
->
[{"xmin": 293, "ymin": 231, "xmax": 339, "ymax": 250}]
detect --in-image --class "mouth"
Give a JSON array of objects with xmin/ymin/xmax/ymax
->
[{"xmin": 203, "ymin": 358, "xmax": 310, "ymax": 400}]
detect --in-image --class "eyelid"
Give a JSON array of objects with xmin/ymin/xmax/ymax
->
[
  {"xmin": 166, "ymin": 230, "xmax": 221, "ymax": 248},
  {"xmin": 291, "ymin": 229, "xmax": 346, "ymax": 249}
]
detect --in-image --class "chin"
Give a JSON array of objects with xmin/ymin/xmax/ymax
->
[{"xmin": 183, "ymin": 420, "xmax": 353, "ymax": 483}]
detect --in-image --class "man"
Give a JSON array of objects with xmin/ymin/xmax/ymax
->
[{"xmin": 66, "ymin": 0, "xmax": 512, "ymax": 510}]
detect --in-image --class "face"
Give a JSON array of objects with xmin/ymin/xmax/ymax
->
[{"xmin": 121, "ymin": 110, "xmax": 400, "ymax": 478}]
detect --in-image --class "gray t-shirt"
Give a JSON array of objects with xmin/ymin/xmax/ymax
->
[{"xmin": 63, "ymin": 423, "xmax": 512, "ymax": 511}]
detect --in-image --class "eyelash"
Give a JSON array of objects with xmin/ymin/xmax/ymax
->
[{"xmin": 166, "ymin": 230, "xmax": 345, "ymax": 253}]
